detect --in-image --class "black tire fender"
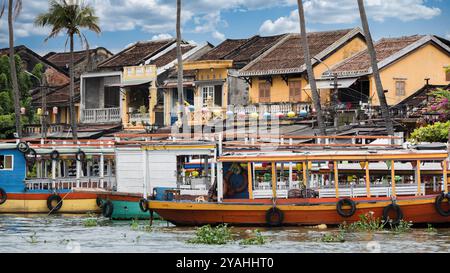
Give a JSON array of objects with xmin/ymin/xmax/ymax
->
[
  {"xmin": 17, "ymin": 142, "xmax": 30, "ymax": 153},
  {"xmin": 76, "ymin": 150, "xmax": 86, "ymax": 162},
  {"xmin": 139, "ymin": 198, "xmax": 149, "ymax": 212},
  {"xmin": 102, "ymin": 200, "xmax": 114, "ymax": 218},
  {"xmin": 0, "ymin": 188, "xmax": 7, "ymax": 205},
  {"xmin": 336, "ymin": 198, "xmax": 357, "ymax": 218},
  {"xmin": 96, "ymin": 197, "xmax": 104, "ymax": 208},
  {"xmin": 47, "ymin": 194, "xmax": 63, "ymax": 212},
  {"xmin": 435, "ymin": 193, "xmax": 450, "ymax": 217},
  {"xmin": 382, "ymin": 203, "xmax": 403, "ymax": 225},
  {"xmin": 265, "ymin": 207, "xmax": 284, "ymax": 227},
  {"xmin": 50, "ymin": 150, "xmax": 60, "ymax": 161}
]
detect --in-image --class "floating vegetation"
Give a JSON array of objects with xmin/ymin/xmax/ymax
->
[
  {"xmin": 130, "ymin": 219, "xmax": 140, "ymax": 231},
  {"xmin": 239, "ymin": 230, "xmax": 267, "ymax": 245},
  {"xmin": 339, "ymin": 212, "xmax": 413, "ymax": 233},
  {"xmin": 83, "ymin": 213, "xmax": 99, "ymax": 227},
  {"xmin": 389, "ymin": 220, "xmax": 413, "ymax": 233},
  {"xmin": 340, "ymin": 213, "xmax": 385, "ymax": 232},
  {"xmin": 320, "ymin": 231, "xmax": 345, "ymax": 243},
  {"xmin": 187, "ymin": 224, "xmax": 233, "ymax": 245},
  {"xmin": 24, "ymin": 232, "xmax": 39, "ymax": 244}
]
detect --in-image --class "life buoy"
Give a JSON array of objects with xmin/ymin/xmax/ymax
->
[
  {"xmin": 76, "ymin": 150, "xmax": 86, "ymax": 162},
  {"xmin": 336, "ymin": 198, "xmax": 357, "ymax": 218},
  {"xmin": 17, "ymin": 142, "xmax": 30, "ymax": 153},
  {"xmin": 0, "ymin": 188, "xmax": 7, "ymax": 205},
  {"xmin": 50, "ymin": 150, "xmax": 60, "ymax": 161},
  {"xmin": 265, "ymin": 207, "xmax": 284, "ymax": 226},
  {"xmin": 434, "ymin": 193, "xmax": 450, "ymax": 217},
  {"xmin": 102, "ymin": 200, "xmax": 114, "ymax": 218},
  {"xmin": 47, "ymin": 194, "xmax": 63, "ymax": 212},
  {"xmin": 96, "ymin": 197, "xmax": 104, "ymax": 208},
  {"xmin": 139, "ymin": 198, "xmax": 149, "ymax": 212},
  {"xmin": 382, "ymin": 203, "xmax": 403, "ymax": 225}
]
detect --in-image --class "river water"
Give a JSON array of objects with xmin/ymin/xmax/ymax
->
[{"xmin": 0, "ymin": 214, "xmax": 449, "ymax": 253}]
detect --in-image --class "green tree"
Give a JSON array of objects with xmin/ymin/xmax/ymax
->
[
  {"xmin": 35, "ymin": 0, "xmax": 101, "ymax": 142},
  {"xmin": 0, "ymin": 55, "xmax": 39, "ymax": 138}
]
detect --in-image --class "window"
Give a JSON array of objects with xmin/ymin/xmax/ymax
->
[
  {"xmin": 259, "ymin": 82, "xmax": 271, "ymax": 103},
  {"xmin": 202, "ymin": 86, "xmax": 215, "ymax": 106},
  {"xmin": 289, "ymin": 80, "xmax": 302, "ymax": 101},
  {"xmin": 446, "ymin": 68, "xmax": 450, "ymax": 82},
  {"xmin": 395, "ymin": 81, "xmax": 406, "ymax": 96},
  {"xmin": 0, "ymin": 155, "xmax": 13, "ymax": 170}
]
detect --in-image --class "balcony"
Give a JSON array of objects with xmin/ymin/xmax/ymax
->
[
  {"xmin": 23, "ymin": 123, "xmax": 70, "ymax": 137},
  {"xmin": 81, "ymin": 108, "xmax": 121, "ymax": 124}
]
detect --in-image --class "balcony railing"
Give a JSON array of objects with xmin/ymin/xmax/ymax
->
[
  {"xmin": 230, "ymin": 102, "xmax": 311, "ymax": 115},
  {"xmin": 23, "ymin": 123, "xmax": 70, "ymax": 137},
  {"xmin": 81, "ymin": 108, "xmax": 121, "ymax": 124},
  {"xmin": 129, "ymin": 113, "xmax": 150, "ymax": 125}
]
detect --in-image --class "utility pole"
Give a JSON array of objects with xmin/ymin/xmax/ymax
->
[{"xmin": 332, "ymin": 73, "xmax": 339, "ymax": 128}]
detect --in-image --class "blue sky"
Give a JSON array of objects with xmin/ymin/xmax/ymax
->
[{"xmin": 1, "ymin": 0, "xmax": 449, "ymax": 55}]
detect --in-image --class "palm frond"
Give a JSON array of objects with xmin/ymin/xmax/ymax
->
[
  {"xmin": 0, "ymin": 0, "xmax": 5, "ymax": 19},
  {"xmin": 13, "ymin": 0, "xmax": 21, "ymax": 20}
]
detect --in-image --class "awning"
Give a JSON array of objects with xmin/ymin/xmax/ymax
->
[
  {"xmin": 106, "ymin": 79, "xmax": 152, "ymax": 88},
  {"xmin": 305, "ymin": 78, "xmax": 358, "ymax": 90}
]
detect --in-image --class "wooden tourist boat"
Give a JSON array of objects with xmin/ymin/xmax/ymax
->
[
  {"xmin": 0, "ymin": 140, "xmax": 115, "ymax": 214},
  {"xmin": 149, "ymin": 135, "xmax": 450, "ymax": 226},
  {"xmin": 97, "ymin": 135, "xmax": 217, "ymax": 220}
]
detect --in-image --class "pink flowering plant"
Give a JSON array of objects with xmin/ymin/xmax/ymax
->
[{"xmin": 427, "ymin": 88, "xmax": 450, "ymax": 121}]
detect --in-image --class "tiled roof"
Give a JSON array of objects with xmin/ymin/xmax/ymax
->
[
  {"xmin": 150, "ymin": 45, "xmax": 196, "ymax": 67},
  {"xmin": 32, "ymin": 81, "xmax": 80, "ymax": 106},
  {"xmin": 197, "ymin": 35, "xmax": 285, "ymax": 68},
  {"xmin": 198, "ymin": 39, "xmax": 250, "ymax": 61},
  {"xmin": 225, "ymin": 34, "xmax": 285, "ymax": 66},
  {"xmin": 98, "ymin": 39, "xmax": 176, "ymax": 68},
  {"xmin": 45, "ymin": 49, "xmax": 94, "ymax": 68},
  {"xmin": 239, "ymin": 29, "xmax": 358, "ymax": 76},
  {"xmin": 331, "ymin": 35, "xmax": 425, "ymax": 76}
]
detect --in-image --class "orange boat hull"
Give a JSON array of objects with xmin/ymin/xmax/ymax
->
[{"xmin": 149, "ymin": 195, "xmax": 450, "ymax": 226}]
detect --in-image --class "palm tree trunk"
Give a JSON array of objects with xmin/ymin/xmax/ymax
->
[
  {"xmin": 357, "ymin": 0, "xmax": 394, "ymax": 136},
  {"xmin": 69, "ymin": 33, "xmax": 78, "ymax": 142},
  {"xmin": 8, "ymin": 0, "xmax": 21, "ymax": 138},
  {"xmin": 176, "ymin": 0, "xmax": 185, "ymax": 130},
  {"xmin": 297, "ymin": 0, "xmax": 326, "ymax": 136}
]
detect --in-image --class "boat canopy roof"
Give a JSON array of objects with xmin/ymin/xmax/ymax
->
[{"xmin": 218, "ymin": 149, "xmax": 449, "ymax": 163}]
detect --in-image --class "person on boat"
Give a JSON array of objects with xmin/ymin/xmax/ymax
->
[
  {"xmin": 223, "ymin": 163, "xmax": 248, "ymax": 199},
  {"xmin": 207, "ymin": 163, "xmax": 249, "ymax": 201}
]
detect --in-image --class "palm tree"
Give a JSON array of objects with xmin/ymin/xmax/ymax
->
[
  {"xmin": 176, "ymin": 0, "xmax": 185, "ymax": 131},
  {"xmin": 297, "ymin": 0, "xmax": 326, "ymax": 136},
  {"xmin": 357, "ymin": 0, "xmax": 394, "ymax": 136},
  {"xmin": 7, "ymin": 0, "xmax": 22, "ymax": 138},
  {"xmin": 35, "ymin": 0, "xmax": 101, "ymax": 142}
]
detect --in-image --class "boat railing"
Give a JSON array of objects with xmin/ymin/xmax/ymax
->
[
  {"xmin": 317, "ymin": 183, "xmax": 425, "ymax": 198},
  {"xmin": 25, "ymin": 177, "xmax": 116, "ymax": 191}
]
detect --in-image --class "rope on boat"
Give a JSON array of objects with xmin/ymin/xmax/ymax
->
[{"xmin": 47, "ymin": 190, "xmax": 73, "ymax": 216}]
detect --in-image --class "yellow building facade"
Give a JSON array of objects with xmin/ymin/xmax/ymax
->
[
  {"xmin": 369, "ymin": 43, "xmax": 450, "ymax": 106},
  {"xmin": 245, "ymin": 33, "xmax": 367, "ymax": 106}
]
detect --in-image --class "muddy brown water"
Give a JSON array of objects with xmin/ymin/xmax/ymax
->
[{"xmin": 0, "ymin": 215, "xmax": 449, "ymax": 253}]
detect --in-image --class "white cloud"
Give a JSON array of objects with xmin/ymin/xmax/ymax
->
[
  {"xmin": 151, "ymin": 33, "xmax": 173, "ymax": 41},
  {"xmin": 260, "ymin": 0, "xmax": 441, "ymax": 35},
  {"xmin": 212, "ymin": 31, "xmax": 226, "ymax": 41},
  {"xmin": 0, "ymin": 0, "xmax": 294, "ymax": 47}
]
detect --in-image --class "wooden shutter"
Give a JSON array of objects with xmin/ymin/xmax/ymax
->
[
  {"xmin": 259, "ymin": 82, "xmax": 270, "ymax": 103},
  {"xmin": 289, "ymin": 80, "xmax": 302, "ymax": 101},
  {"xmin": 214, "ymin": 85, "xmax": 222, "ymax": 107},
  {"xmin": 446, "ymin": 69, "xmax": 450, "ymax": 82}
]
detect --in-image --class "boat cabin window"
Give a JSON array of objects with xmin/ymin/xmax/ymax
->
[
  {"xmin": 0, "ymin": 155, "xmax": 13, "ymax": 170},
  {"xmin": 177, "ymin": 155, "xmax": 211, "ymax": 190}
]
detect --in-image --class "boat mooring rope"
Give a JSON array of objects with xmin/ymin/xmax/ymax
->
[{"xmin": 47, "ymin": 190, "xmax": 73, "ymax": 216}]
